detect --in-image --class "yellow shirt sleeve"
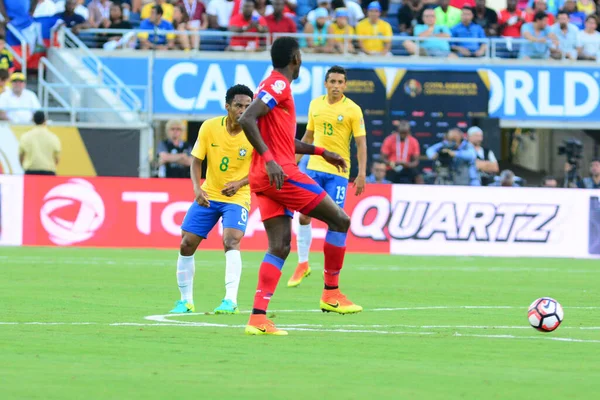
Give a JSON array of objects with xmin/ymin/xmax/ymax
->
[
  {"xmin": 351, "ymin": 106, "xmax": 366, "ymax": 138},
  {"xmin": 383, "ymin": 21, "xmax": 393, "ymax": 39},
  {"xmin": 141, "ymin": 3, "xmax": 151, "ymax": 20},
  {"xmin": 191, "ymin": 122, "xmax": 209, "ymax": 160},
  {"xmin": 307, "ymin": 101, "xmax": 315, "ymax": 131}
]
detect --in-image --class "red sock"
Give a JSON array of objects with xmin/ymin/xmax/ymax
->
[
  {"xmin": 324, "ymin": 242, "xmax": 346, "ymax": 288},
  {"xmin": 252, "ymin": 254, "xmax": 284, "ymax": 313}
]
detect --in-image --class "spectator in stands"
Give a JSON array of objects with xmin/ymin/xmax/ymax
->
[
  {"xmin": 0, "ymin": 35, "xmax": 14, "ymax": 72},
  {"xmin": 403, "ymin": 8, "xmax": 453, "ymax": 57},
  {"xmin": 435, "ymin": 0, "xmax": 462, "ymax": 28},
  {"xmin": 171, "ymin": 5, "xmax": 191, "ymax": 50},
  {"xmin": 361, "ymin": 0, "xmax": 389, "ymax": 15},
  {"xmin": 467, "ymin": 126, "xmax": 499, "ymax": 186},
  {"xmin": 498, "ymin": 0, "xmax": 527, "ymax": 38},
  {"xmin": 551, "ymin": 10, "xmax": 580, "ymax": 59},
  {"xmin": 520, "ymin": 11, "xmax": 557, "ymax": 58},
  {"xmin": 365, "ymin": 161, "xmax": 392, "ymax": 183},
  {"xmin": 141, "ymin": 0, "xmax": 174, "ymax": 22},
  {"xmin": 255, "ymin": 0, "xmax": 275, "ymax": 16},
  {"xmin": 490, "ymin": 169, "xmax": 520, "ymax": 187},
  {"xmin": 398, "ymin": 0, "xmax": 425, "ymax": 36},
  {"xmin": 578, "ymin": 15, "xmax": 600, "ymax": 60},
  {"xmin": 578, "ymin": 158, "xmax": 600, "ymax": 189},
  {"xmin": 229, "ymin": 0, "xmax": 268, "ymax": 51},
  {"xmin": 0, "ymin": 69, "xmax": 9, "ymax": 94},
  {"xmin": 89, "ymin": 0, "xmax": 113, "ymax": 28},
  {"xmin": 331, "ymin": 0, "xmax": 364, "ymax": 27},
  {"xmin": 305, "ymin": 0, "xmax": 333, "ymax": 25},
  {"xmin": 102, "ymin": 4, "xmax": 134, "ymax": 50},
  {"xmin": 473, "ymin": 0, "xmax": 498, "ymax": 36},
  {"xmin": 302, "ymin": 7, "xmax": 335, "ymax": 52},
  {"xmin": 34, "ymin": 0, "xmax": 58, "ymax": 18},
  {"xmin": 330, "ymin": 8, "xmax": 356, "ymax": 53},
  {"xmin": 0, "ymin": 72, "xmax": 41, "ymax": 124},
  {"xmin": 175, "ymin": 1, "xmax": 207, "ymax": 50},
  {"xmin": 380, "ymin": 120, "xmax": 423, "ymax": 184},
  {"xmin": 451, "ymin": 7, "xmax": 487, "ymax": 57},
  {"xmin": 207, "ymin": 0, "xmax": 235, "ymax": 30},
  {"xmin": 55, "ymin": 0, "xmax": 90, "ymax": 20},
  {"xmin": 524, "ymin": 0, "xmax": 555, "ymax": 25},
  {"xmin": 562, "ymin": 0, "xmax": 586, "ymax": 29},
  {"xmin": 427, "ymin": 128, "xmax": 480, "ymax": 186},
  {"xmin": 0, "ymin": 1, "xmax": 43, "ymax": 52},
  {"xmin": 355, "ymin": 2, "xmax": 393, "ymax": 55},
  {"xmin": 297, "ymin": 0, "xmax": 318, "ymax": 18},
  {"xmin": 55, "ymin": 0, "xmax": 91, "ymax": 34},
  {"xmin": 265, "ymin": 0, "xmax": 298, "ymax": 35},
  {"xmin": 525, "ymin": 0, "xmax": 562, "ymax": 15},
  {"xmin": 138, "ymin": 4, "xmax": 176, "ymax": 49},
  {"xmin": 157, "ymin": 120, "xmax": 193, "ymax": 179},
  {"xmin": 18, "ymin": 111, "xmax": 61, "ymax": 176},
  {"xmin": 540, "ymin": 175, "xmax": 558, "ymax": 187},
  {"xmin": 577, "ymin": 0, "xmax": 596, "ymax": 16}
]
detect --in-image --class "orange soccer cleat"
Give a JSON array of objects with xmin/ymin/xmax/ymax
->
[
  {"xmin": 320, "ymin": 289, "xmax": 363, "ymax": 314},
  {"xmin": 287, "ymin": 262, "xmax": 311, "ymax": 287},
  {"xmin": 245, "ymin": 314, "xmax": 288, "ymax": 336}
]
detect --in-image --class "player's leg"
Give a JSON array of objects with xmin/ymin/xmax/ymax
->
[
  {"xmin": 246, "ymin": 195, "xmax": 293, "ymax": 335},
  {"xmin": 214, "ymin": 204, "xmax": 248, "ymax": 314},
  {"xmin": 169, "ymin": 202, "xmax": 219, "ymax": 313},
  {"xmin": 306, "ymin": 191, "xmax": 362, "ymax": 314}
]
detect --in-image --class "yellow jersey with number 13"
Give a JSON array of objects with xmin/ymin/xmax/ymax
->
[
  {"xmin": 306, "ymin": 95, "xmax": 366, "ymax": 178},
  {"xmin": 191, "ymin": 116, "xmax": 253, "ymax": 210}
]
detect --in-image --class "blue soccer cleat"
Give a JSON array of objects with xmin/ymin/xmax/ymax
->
[
  {"xmin": 169, "ymin": 300, "xmax": 195, "ymax": 313},
  {"xmin": 214, "ymin": 299, "xmax": 239, "ymax": 315}
]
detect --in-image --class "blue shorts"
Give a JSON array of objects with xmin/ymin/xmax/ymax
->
[
  {"xmin": 181, "ymin": 200, "xmax": 248, "ymax": 239},
  {"xmin": 305, "ymin": 168, "xmax": 349, "ymax": 207}
]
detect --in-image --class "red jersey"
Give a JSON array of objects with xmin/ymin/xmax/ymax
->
[
  {"xmin": 229, "ymin": 14, "xmax": 267, "ymax": 48},
  {"xmin": 250, "ymin": 70, "xmax": 297, "ymax": 192},
  {"xmin": 498, "ymin": 9, "xmax": 526, "ymax": 38}
]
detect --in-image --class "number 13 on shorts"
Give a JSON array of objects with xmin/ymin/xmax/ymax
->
[{"xmin": 335, "ymin": 185, "xmax": 346, "ymax": 205}]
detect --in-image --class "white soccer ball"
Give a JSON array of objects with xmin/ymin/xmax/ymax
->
[{"xmin": 527, "ymin": 297, "xmax": 564, "ymax": 332}]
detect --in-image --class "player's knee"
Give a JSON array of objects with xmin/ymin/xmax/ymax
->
[
  {"xmin": 299, "ymin": 214, "xmax": 312, "ymax": 225},
  {"xmin": 331, "ymin": 210, "xmax": 350, "ymax": 233},
  {"xmin": 223, "ymin": 235, "xmax": 241, "ymax": 252},
  {"xmin": 270, "ymin": 240, "xmax": 291, "ymax": 260},
  {"xmin": 180, "ymin": 234, "xmax": 199, "ymax": 256}
]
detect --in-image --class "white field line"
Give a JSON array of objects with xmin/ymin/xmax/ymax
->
[{"xmin": 453, "ymin": 333, "xmax": 600, "ymax": 344}]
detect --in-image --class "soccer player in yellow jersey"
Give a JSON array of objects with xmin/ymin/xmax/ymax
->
[
  {"xmin": 288, "ymin": 65, "xmax": 367, "ymax": 293},
  {"xmin": 169, "ymin": 85, "xmax": 254, "ymax": 315}
]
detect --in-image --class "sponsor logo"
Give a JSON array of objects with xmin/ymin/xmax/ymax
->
[
  {"xmin": 271, "ymin": 80, "xmax": 287, "ymax": 94},
  {"xmin": 239, "ymin": 148, "xmax": 247, "ymax": 157},
  {"xmin": 404, "ymin": 79, "xmax": 422, "ymax": 97},
  {"xmin": 40, "ymin": 179, "xmax": 105, "ymax": 245},
  {"xmin": 351, "ymin": 198, "xmax": 559, "ymax": 243},
  {"xmin": 211, "ymin": 143, "xmax": 219, "ymax": 147}
]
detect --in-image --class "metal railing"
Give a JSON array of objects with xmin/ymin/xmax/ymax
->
[
  {"xmin": 52, "ymin": 27, "xmax": 143, "ymax": 112},
  {"xmin": 5, "ymin": 23, "xmax": 27, "ymax": 73},
  {"xmin": 73, "ymin": 28, "xmax": 590, "ymax": 61}
]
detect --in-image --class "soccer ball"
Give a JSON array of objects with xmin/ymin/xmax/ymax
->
[{"xmin": 528, "ymin": 297, "xmax": 564, "ymax": 332}]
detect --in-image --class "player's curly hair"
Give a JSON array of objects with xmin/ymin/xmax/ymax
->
[
  {"xmin": 325, "ymin": 65, "xmax": 347, "ymax": 82},
  {"xmin": 226, "ymin": 84, "xmax": 254, "ymax": 104},
  {"xmin": 271, "ymin": 37, "xmax": 299, "ymax": 69}
]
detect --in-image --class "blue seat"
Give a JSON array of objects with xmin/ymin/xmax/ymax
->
[
  {"xmin": 199, "ymin": 31, "xmax": 228, "ymax": 51},
  {"xmin": 383, "ymin": 16, "xmax": 400, "ymax": 34},
  {"xmin": 388, "ymin": 3, "xmax": 401, "ymax": 16}
]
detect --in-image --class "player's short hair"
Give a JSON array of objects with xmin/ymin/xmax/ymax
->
[
  {"xmin": 556, "ymin": 10, "xmax": 568, "ymax": 18},
  {"xmin": 540, "ymin": 175, "xmax": 556, "ymax": 186},
  {"xmin": 152, "ymin": 4, "xmax": 164, "ymax": 15},
  {"xmin": 586, "ymin": 15, "xmax": 599, "ymax": 24},
  {"xmin": 461, "ymin": 6, "xmax": 474, "ymax": 14},
  {"xmin": 591, "ymin": 158, "xmax": 600, "ymax": 164},
  {"xmin": 0, "ymin": 69, "xmax": 8, "ymax": 81},
  {"xmin": 325, "ymin": 65, "xmax": 347, "ymax": 82},
  {"xmin": 33, "ymin": 111, "xmax": 45, "ymax": 125},
  {"xmin": 533, "ymin": 11, "xmax": 547, "ymax": 22},
  {"xmin": 166, "ymin": 119, "xmax": 184, "ymax": 131},
  {"xmin": 226, "ymin": 84, "xmax": 254, "ymax": 104},
  {"xmin": 271, "ymin": 37, "xmax": 300, "ymax": 69}
]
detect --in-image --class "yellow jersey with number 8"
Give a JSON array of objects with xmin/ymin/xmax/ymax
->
[
  {"xmin": 306, "ymin": 95, "xmax": 366, "ymax": 178},
  {"xmin": 191, "ymin": 116, "xmax": 253, "ymax": 210}
]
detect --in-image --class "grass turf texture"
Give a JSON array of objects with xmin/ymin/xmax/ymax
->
[{"xmin": 1, "ymin": 247, "xmax": 599, "ymax": 399}]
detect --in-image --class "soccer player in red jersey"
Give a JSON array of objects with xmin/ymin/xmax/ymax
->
[{"xmin": 239, "ymin": 37, "xmax": 362, "ymax": 336}]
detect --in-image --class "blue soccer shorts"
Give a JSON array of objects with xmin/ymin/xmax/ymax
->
[
  {"xmin": 181, "ymin": 200, "xmax": 248, "ymax": 238},
  {"xmin": 305, "ymin": 168, "xmax": 349, "ymax": 208}
]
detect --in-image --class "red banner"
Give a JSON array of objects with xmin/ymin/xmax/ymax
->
[{"xmin": 22, "ymin": 176, "xmax": 391, "ymax": 253}]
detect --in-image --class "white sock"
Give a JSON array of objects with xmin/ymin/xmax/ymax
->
[
  {"xmin": 224, "ymin": 250, "xmax": 242, "ymax": 304},
  {"xmin": 297, "ymin": 223, "xmax": 313, "ymax": 264},
  {"xmin": 176, "ymin": 254, "xmax": 195, "ymax": 303}
]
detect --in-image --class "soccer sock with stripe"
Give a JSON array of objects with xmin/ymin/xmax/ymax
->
[
  {"xmin": 297, "ymin": 222, "xmax": 312, "ymax": 264},
  {"xmin": 252, "ymin": 253, "xmax": 285, "ymax": 314},
  {"xmin": 224, "ymin": 250, "xmax": 242, "ymax": 304},
  {"xmin": 176, "ymin": 254, "xmax": 195, "ymax": 303},
  {"xmin": 323, "ymin": 231, "xmax": 347, "ymax": 290}
]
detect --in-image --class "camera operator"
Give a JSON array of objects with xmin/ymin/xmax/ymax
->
[
  {"xmin": 559, "ymin": 138, "xmax": 584, "ymax": 188},
  {"xmin": 426, "ymin": 128, "xmax": 480, "ymax": 186},
  {"xmin": 380, "ymin": 120, "xmax": 423, "ymax": 184},
  {"xmin": 578, "ymin": 158, "xmax": 600, "ymax": 189},
  {"xmin": 467, "ymin": 126, "xmax": 499, "ymax": 186}
]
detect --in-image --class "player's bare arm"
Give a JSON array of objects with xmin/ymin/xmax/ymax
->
[
  {"xmin": 354, "ymin": 136, "xmax": 367, "ymax": 196},
  {"xmin": 190, "ymin": 156, "xmax": 210, "ymax": 207},
  {"xmin": 239, "ymin": 99, "xmax": 286, "ymax": 190},
  {"xmin": 295, "ymin": 129, "xmax": 315, "ymax": 164},
  {"xmin": 221, "ymin": 177, "xmax": 249, "ymax": 197},
  {"xmin": 295, "ymin": 139, "xmax": 347, "ymax": 173}
]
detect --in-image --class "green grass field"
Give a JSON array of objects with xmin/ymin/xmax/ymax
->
[{"xmin": 1, "ymin": 247, "xmax": 599, "ymax": 399}]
